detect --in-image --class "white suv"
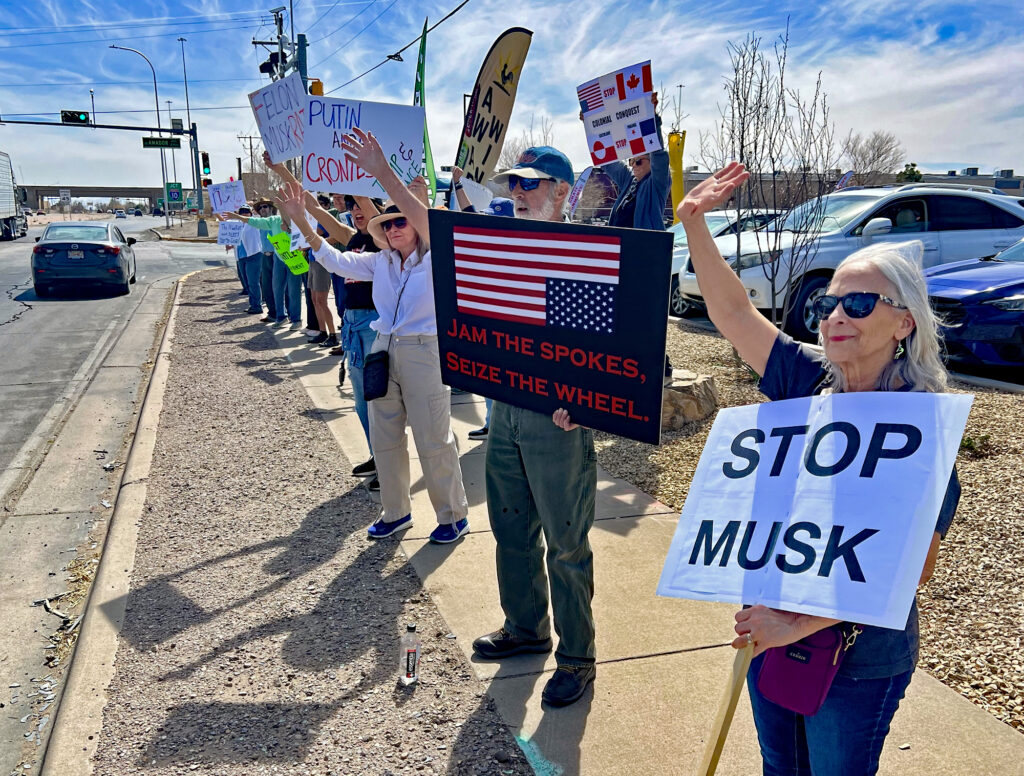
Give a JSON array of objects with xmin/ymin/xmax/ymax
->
[{"xmin": 678, "ymin": 184, "xmax": 1024, "ymax": 340}]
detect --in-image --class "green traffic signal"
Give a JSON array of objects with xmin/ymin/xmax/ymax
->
[
  {"xmin": 201, "ymin": 152, "xmax": 211, "ymax": 175},
  {"xmin": 60, "ymin": 109, "xmax": 90, "ymax": 125}
]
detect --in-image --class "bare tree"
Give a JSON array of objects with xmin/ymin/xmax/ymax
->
[
  {"xmin": 496, "ymin": 112, "xmax": 555, "ymax": 171},
  {"xmin": 843, "ymin": 130, "xmax": 905, "ymax": 185},
  {"xmin": 700, "ymin": 24, "xmax": 841, "ymax": 338}
]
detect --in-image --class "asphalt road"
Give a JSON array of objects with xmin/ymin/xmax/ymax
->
[{"xmin": 0, "ymin": 221, "xmax": 229, "ymax": 495}]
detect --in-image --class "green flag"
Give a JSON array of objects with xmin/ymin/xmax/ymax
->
[{"xmin": 413, "ymin": 17, "xmax": 437, "ymax": 202}]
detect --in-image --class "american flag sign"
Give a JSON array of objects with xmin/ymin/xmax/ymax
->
[
  {"xmin": 577, "ymin": 78, "xmax": 604, "ymax": 114},
  {"xmin": 453, "ymin": 225, "xmax": 620, "ymax": 333}
]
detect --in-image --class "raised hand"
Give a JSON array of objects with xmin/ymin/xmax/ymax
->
[
  {"xmin": 676, "ymin": 162, "xmax": 749, "ymax": 224},
  {"xmin": 340, "ymin": 127, "xmax": 389, "ymax": 179},
  {"xmin": 273, "ymin": 181, "xmax": 307, "ymax": 224},
  {"xmin": 408, "ymin": 175, "xmax": 430, "ymax": 207},
  {"xmin": 451, "ymin": 166, "xmax": 464, "ymax": 184}
]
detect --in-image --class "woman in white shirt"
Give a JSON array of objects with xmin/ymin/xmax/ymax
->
[{"xmin": 277, "ymin": 127, "xmax": 469, "ymax": 544}]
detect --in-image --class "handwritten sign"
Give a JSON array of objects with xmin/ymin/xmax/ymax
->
[
  {"xmin": 578, "ymin": 60, "xmax": 660, "ymax": 166},
  {"xmin": 267, "ymin": 232, "xmax": 309, "ymax": 275},
  {"xmin": 656, "ymin": 393, "xmax": 973, "ymax": 629},
  {"xmin": 249, "ymin": 72, "xmax": 307, "ymax": 164},
  {"xmin": 289, "ymin": 211, "xmax": 318, "ymax": 250},
  {"xmin": 207, "ymin": 180, "xmax": 247, "ymax": 214},
  {"xmin": 301, "ymin": 96, "xmax": 425, "ymax": 197},
  {"xmin": 429, "ymin": 209, "xmax": 672, "ymax": 444},
  {"xmin": 217, "ymin": 220, "xmax": 244, "ymax": 246}
]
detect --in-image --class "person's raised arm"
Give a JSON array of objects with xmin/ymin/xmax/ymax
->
[
  {"xmin": 275, "ymin": 182, "xmax": 323, "ymax": 253},
  {"xmin": 302, "ymin": 190, "xmax": 356, "ymax": 245},
  {"xmin": 677, "ymin": 162, "xmax": 779, "ymax": 376},
  {"xmin": 451, "ymin": 166, "xmax": 474, "ymax": 212},
  {"xmin": 263, "ymin": 149, "xmax": 299, "ymax": 187},
  {"xmin": 218, "ymin": 211, "xmax": 251, "ymax": 223},
  {"xmin": 341, "ymin": 127, "xmax": 429, "ymax": 241}
]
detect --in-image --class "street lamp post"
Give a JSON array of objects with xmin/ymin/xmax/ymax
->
[
  {"xmin": 177, "ymin": 37, "xmax": 207, "ymax": 237},
  {"xmin": 165, "ymin": 100, "xmax": 178, "ymax": 181},
  {"xmin": 89, "ymin": 89, "xmax": 96, "ymax": 129},
  {"xmin": 109, "ymin": 45, "xmax": 170, "ymax": 229}
]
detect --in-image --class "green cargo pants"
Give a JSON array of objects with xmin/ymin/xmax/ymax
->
[{"xmin": 484, "ymin": 401, "xmax": 597, "ymax": 666}]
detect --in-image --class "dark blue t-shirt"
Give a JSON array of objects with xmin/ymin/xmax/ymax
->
[{"xmin": 759, "ymin": 332, "xmax": 960, "ymax": 679}]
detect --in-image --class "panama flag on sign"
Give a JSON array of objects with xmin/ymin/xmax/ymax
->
[{"xmin": 616, "ymin": 60, "xmax": 653, "ymax": 102}]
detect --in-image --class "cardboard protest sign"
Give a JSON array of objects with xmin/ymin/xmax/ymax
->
[
  {"xmin": 450, "ymin": 177, "xmax": 494, "ymax": 213},
  {"xmin": 289, "ymin": 211, "xmax": 319, "ymax": 250},
  {"xmin": 248, "ymin": 72, "xmax": 307, "ymax": 164},
  {"xmin": 217, "ymin": 220, "xmax": 244, "ymax": 246},
  {"xmin": 657, "ymin": 393, "xmax": 973, "ymax": 629},
  {"xmin": 578, "ymin": 60, "xmax": 660, "ymax": 166},
  {"xmin": 207, "ymin": 180, "xmax": 247, "ymax": 214},
  {"xmin": 455, "ymin": 27, "xmax": 533, "ymax": 183},
  {"xmin": 429, "ymin": 209, "xmax": 672, "ymax": 444},
  {"xmin": 267, "ymin": 232, "xmax": 309, "ymax": 275},
  {"xmin": 302, "ymin": 96, "xmax": 425, "ymax": 197},
  {"xmin": 568, "ymin": 166, "xmax": 593, "ymax": 218}
]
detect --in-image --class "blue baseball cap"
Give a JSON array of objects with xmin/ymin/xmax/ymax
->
[
  {"xmin": 492, "ymin": 146, "xmax": 575, "ymax": 187},
  {"xmin": 481, "ymin": 198, "xmax": 514, "ymax": 217}
]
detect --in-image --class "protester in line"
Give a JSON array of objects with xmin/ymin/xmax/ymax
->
[
  {"xmin": 679, "ymin": 162, "xmax": 959, "ymax": 775},
  {"xmin": 450, "ymin": 164, "xmax": 516, "ymax": 439},
  {"xmin": 306, "ymin": 208, "xmax": 339, "ymax": 349},
  {"xmin": 471, "ymin": 147, "xmax": 598, "ymax": 708},
  {"xmin": 231, "ymin": 211, "xmax": 251, "ymax": 299},
  {"xmin": 235, "ymin": 205, "xmax": 264, "ymax": 314},
  {"xmin": 244, "ymin": 199, "xmax": 279, "ymax": 323},
  {"xmin": 222, "ymin": 200, "xmax": 303, "ymax": 329},
  {"xmin": 276, "ymin": 127, "xmax": 468, "ymax": 544}
]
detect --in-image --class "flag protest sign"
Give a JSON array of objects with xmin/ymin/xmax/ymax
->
[
  {"xmin": 217, "ymin": 220, "xmax": 244, "ymax": 246},
  {"xmin": 567, "ymin": 166, "xmax": 594, "ymax": 217},
  {"xmin": 657, "ymin": 392, "xmax": 973, "ymax": 629},
  {"xmin": 413, "ymin": 17, "xmax": 438, "ymax": 203},
  {"xmin": 267, "ymin": 232, "xmax": 309, "ymax": 275},
  {"xmin": 248, "ymin": 72, "xmax": 307, "ymax": 164},
  {"xmin": 455, "ymin": 27, "xmax": 533, "ymax": 183},
  {"xmin": 429, "ymin": 209, "xmax": 672, "ymax": 444},
  {"xmin": 578, "ymin": 60, "xmax": 660, "ymax": 166},
  {"xmin": 207, "ymin": 180, "xmax": 247, "ymax": 214},
  {"xmin": 302, "ymin": 96, "xmax": 425, "ymax": 197}
]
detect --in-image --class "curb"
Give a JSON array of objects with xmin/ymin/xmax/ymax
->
[
  {"xmin": 150, "ymin": 229, "xmax": 218, "ymax": 244},
  {"xmin": 39, "ymin": 272, "xmax": 196, "ymax": 776}
]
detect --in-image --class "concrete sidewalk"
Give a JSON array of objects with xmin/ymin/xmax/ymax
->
[{"xmin": 270, "ymin": 326, "xmax": 1024, "ymax": 776}]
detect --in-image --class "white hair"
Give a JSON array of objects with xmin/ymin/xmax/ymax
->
[{"xmin": 820, "ymin": 240, "xmax": 948, "ymax": 393}]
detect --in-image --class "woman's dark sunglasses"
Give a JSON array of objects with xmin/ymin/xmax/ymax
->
[
  {"xmin": 382, "ymin": 217, "xmax": 408, "ymax": 232},
  {"xmin": 508, "ymin": 175, "xmax": 554, "ymax": 192},
  {"xmin": 813, "ymin": 292, "xmax": 907, "ymax": 320}
]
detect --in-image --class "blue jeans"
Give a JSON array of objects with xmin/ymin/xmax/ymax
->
[
  {"xmin": 342, "ymin": 310, "xmax": 379, "ymax": 452},
  {"xmin": 484, "ymin": 397, "xmax": 493, "ymax": 427},
  {"xmin": 747, "ymin": 653, "xmax": 913, "ymax": 776},
  {"xmin": 239, "ymin": 255, "xmax": 263, "ymax": 311},
  {"xmin": 332, "ymin": 274, "xmax": 347, "ymax": 317},
  {"xmin": 260, "ymin": 252, "xmax": 277, "ymax": 320},
  {"xmin": 271, "ymin": 256, "xmax": 302, "ymax": 323},
  {"xmin": 236, "ymin": 258, "xmax": 248, "ymax": 294}
]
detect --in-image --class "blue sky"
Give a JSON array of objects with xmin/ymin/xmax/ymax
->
[{"xmin": 0, "ymin": 0, "xmax": 1021, "ymax": 188}]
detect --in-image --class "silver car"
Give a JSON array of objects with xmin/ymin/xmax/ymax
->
[{"xmin": 31, "ymin": 222, "xmax": 137, "ymax": 297}]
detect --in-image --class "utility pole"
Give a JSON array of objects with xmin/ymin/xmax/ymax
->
[
  {"xmin": 237, "ymin": 157, "xmax": 243, "ymax": 180},
  {"xmin": 237, "ymin": 135, "xmax": 260, "ymax": 172},
  {"xmin": 89, "ymin": 89, "xmax": 96, "ymax": 129}
]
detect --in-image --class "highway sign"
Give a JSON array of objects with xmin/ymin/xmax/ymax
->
[
  {"xmin": 166, "ymin": 183, "xmax": 183, "ymax": 203},
  {"xmin": 171, "ymin": 118, "xmax": 183, "ymax": 131},
  {"xmin": 59, "ymin": 188, "xmax": 71, "ymax": 204},
  {"xmin": 143, "ymin": 137, "xmax": 181, "ymax": 149}
]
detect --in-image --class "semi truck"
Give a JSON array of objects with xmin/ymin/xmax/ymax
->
[{"xmin": 0, "ymin": 151, "xmax": 28, "ymax": 240}]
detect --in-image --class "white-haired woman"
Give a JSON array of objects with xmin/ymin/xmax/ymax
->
[
  {"xmin": 679, "ymin": 162, "xmax": 960, "ymax": 775},
  {"xmin": 276, "ymin": 128, "xmax": 469, "ymax": 545}
]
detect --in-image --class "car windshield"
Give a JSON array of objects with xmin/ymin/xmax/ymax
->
[
  {"xmin": 44, "ymin": 225, "xmax": 109, "ymax": 241},
  {"xmin": 996, "ymin": 240, "xmax": 1024, "ymax": 262},
  {"xmin": 670, "ymin": 214, "xmax": 735, "ymax": 247},
  {"xmin": 778, "ymin": 194, "xmax": 878, "ymax": 234}
]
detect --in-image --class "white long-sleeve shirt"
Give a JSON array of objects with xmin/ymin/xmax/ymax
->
[
  {"xmin": 312, "ymin": 241, "xmax": 437, "ymax": 336},
  {"xmin": 240, "ymin": 223, "xmax": 264, "ymax": 257}
]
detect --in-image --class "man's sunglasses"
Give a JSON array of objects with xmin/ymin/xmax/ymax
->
[
  {"xmin": 812, "ymin": 292, "xmax": 907, "ymax": 320},
  {"xmin": 382, "ymin": 217, "xmax": 408, "ymax": 232},
  {"xmin": 508, "ymin": 175, "xmax": 554, "ymax": 192}
]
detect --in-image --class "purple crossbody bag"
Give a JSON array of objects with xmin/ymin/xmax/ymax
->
[{"xmin": 756, "ymin": 624, "xmax": 863, "ymax": 716}]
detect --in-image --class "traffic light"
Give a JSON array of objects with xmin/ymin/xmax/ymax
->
[
  {"xmin": 201, "ymin": 152, "xmax": 211, "ymax": 175},
  {"xmin": 201, "ymin": 178, "xmax": 212, "ymax": 188},
  {"xmin": 60, "ymin": 110, "xmax": 90, "ymax": 125},
  {"xmin": 309, "ymin": 78, "xmax": 324, "ymax": 96},
  {"xmin": 258, "ymin": 51, "xmax": 288, "ymax": 76}
]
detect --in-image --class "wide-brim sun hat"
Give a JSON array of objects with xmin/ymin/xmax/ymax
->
[{"xmin": 367, "ymin": 204, "xmax": 410, "ymax": 248}]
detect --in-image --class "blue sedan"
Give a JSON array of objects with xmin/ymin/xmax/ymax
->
[
  {"xmin": 926, "ymin": 238, "xmax": 1024, "ymax": 373},
  {"xmin": 31, "ymin": 222, "xmax": 137, "ymax": 297}
]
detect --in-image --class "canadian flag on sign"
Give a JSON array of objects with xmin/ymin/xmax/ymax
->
[{"xmin": 615, "ymin": 61, "xmax": 653, "ymax": 102}]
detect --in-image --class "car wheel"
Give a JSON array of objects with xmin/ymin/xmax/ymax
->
[
  {"xmin": 669, "ymin": 277, "xmax": 691, "ymax": 318},
  {"xmin": 117, "ymin": 279, "xmax": 131, "ymax": 296},
  {"xmin": 34, "ymin": 283, "xmax": 51, "ymax": 298},
  {"xmin": 784, "ymin": 274, "xmax": 831, "ymax": 342}
]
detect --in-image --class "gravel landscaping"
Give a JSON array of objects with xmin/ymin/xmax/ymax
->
[
  {"xmin": 595, "ymin": 317, "xmax": 1024, "ymax": 734},
  {"xmin": 92, "ymin": 270, "xmax": 532, "ymax": 776}
]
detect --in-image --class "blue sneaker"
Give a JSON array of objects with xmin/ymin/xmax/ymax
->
[
  {"xmin": 429, "ymin": 518, "xmax": 469, "ymax": 544},
  {"xmin": 367, "ymin": 514, "xmax": 412, "ymax": 539}
]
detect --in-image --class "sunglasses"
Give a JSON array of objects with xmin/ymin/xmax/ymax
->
[
  {"xmin": 812, "ymin": 292, "xmax": 907, "ymax": 320},
  {"xmin": 628, "ymin": 158, "xmax": 648, "ymax": 167},
  {"xmin": 507, "ymin": 175, "xmax": 554, "ymax": 192},
  {"xmin": 381, "ymin": 217, "xmax": 408, "ymax": 232}
]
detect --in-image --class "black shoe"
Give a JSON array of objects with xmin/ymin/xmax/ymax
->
[
  {"xmin": 472, "ymin": 628, "xmax": 552, "ymax": 660},
  {"xmin": 319, "ymin": 333, "xmax": 340, "ymax": 348},
  {"xmin": 329, "ymin": 344, "xmax": 345, "ymax": 356},
  {"xmin": 338, "ymin": 360, "xmax": 347, "ymax": 387},
  {"xmin": 468, "ymin": 426, "xmax": 489, "ymax": 439},
  {"xmin": 352, "ymin": 457, "xmax": 376, "ymax": 477},
  {"xmin": 308, "ymin": 332, "xmax": 328, "ymax": 344},
  {"xmin": 367, "ymin": 476, "xmax": 380, "ymax": 493},
  {"xmin": 245, "ymin": 307, "xmax": 263, "ymax": 314},
  {"xmin": 260, "ymin": 315, "xmax": 273, "ymax": 323},
  {"xmin": 541, "ymin": 664, "xmax": 595, "ymax": 707}
]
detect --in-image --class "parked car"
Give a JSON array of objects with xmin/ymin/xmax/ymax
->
[
  {"xmin": 926, "ymin": 237, "xmax": 1024, "ymax": 372},
  {"xmin": 31, "ymin": 222, "xmax": 137, "ymax": 297},
  {"xmin": 678, "ymin": 184, "xmax": 1024, "ymax": 340},
  {"xmin": 668, "ymin": 209, "xmax": 782, "ymax": 317}
]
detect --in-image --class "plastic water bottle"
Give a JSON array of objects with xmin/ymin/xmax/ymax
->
[{"xmin": 399, "ymin": 623, "xmax": 421, "ymax": 686}]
